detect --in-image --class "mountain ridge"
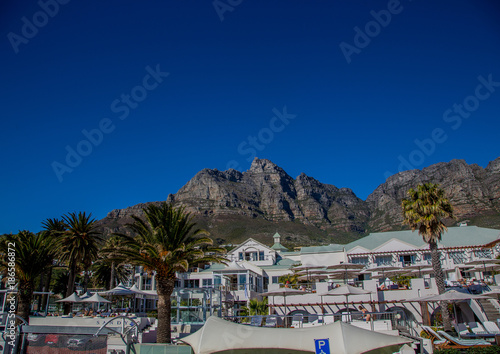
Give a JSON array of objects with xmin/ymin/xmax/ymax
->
[{"xmin": 97, "ymin": 157, "xmax": 500, "ymax": 246}]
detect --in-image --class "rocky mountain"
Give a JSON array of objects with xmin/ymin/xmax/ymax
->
[{"xmin": 97, "ymin": 157, "xmax": 500, "ymax": 246}]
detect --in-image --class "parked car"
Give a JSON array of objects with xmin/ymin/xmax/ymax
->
[
  {"xmin": 45, "ymin": 334, "xmax": 66, "ymax": 347},
  {"xmin": 67, "ymin": 335, "xmax": 106, "ymax": 350},
  {"xmin": 26, "ymin": 333, "xmax": 46, "ymax": 346}
]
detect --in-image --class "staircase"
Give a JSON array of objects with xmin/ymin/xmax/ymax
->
[{"xmin": 477, "ymin": 299, "xmax": 500, "ymax": 322}]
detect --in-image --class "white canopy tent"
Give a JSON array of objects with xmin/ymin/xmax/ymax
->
[{"xmin": 181, "ymin": 316, "xmax": 412, "ymax": 354}]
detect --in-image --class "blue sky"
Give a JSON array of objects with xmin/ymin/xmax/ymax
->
[{"xmin": 1, "ymin": 0, "xmax": 499, "ymax": 234}]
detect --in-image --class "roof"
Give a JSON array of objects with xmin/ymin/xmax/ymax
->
[
  {"xmin": 300, "ymin": 243, "xmax": 345, "ymax": 254},
  {"xmin": 228, "ymin": 237, "xmax": 275, "ymax": 254},
  {"xmin": 271, "ymin": 242, "xmax": 289, "ymax": 251},
  {"xmin": 181, "ymin": 316, "xmax": 411, "ymax": 354},
  {"xmin": 345, "ymin": 226, "xmax": 500, "ymax": 252},
  {"xmin": 260, "ymin": 258, "xmax": 300, "ymax": 270}
]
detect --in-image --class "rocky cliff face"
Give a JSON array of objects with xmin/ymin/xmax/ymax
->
[
  {"xmin": 166, "ymin": 158, "xmax": 370, "ymax": 234},
  {"xmin": 97, "ymin": 157, "xmax": 500, "ymax": 245},
  {"xmin": 366, "ymin": 158, "xmax": 500, "ymax": 231}
]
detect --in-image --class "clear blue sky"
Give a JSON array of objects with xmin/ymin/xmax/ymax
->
[{"xmin": 1, "ymin": 0, "xmax": 499, "ymax": 234}]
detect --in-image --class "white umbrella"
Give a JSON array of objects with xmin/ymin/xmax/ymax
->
[
  {"xmin": 466, "ymin": 258, "xmax": 500, "ymax": 273},
  {"xmin": 56, "ymin": 292, "xmax": 82, "ymax": 303},
  {"xmin": 260, "ymin": 288, "xmax": 304, "ymax": 321},
  {"xmin": 320, "ymin": 284, "xmax": 372, "ymax": 320},
  {"xmin": 81, "ymin": 293, "xmax": 111, "ymax": 303},
  {"xmin": 405, "ymin": 290, "xmax": 492, "ymax": 322},
  {"xmin": 326, "ymin": 263, "xmax": 364, "ymax": 283}
]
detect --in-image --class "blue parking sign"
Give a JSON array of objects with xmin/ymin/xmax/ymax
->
[{"xmin": 314, "ymin": 338, "xmax": 330, "ymax": 354}]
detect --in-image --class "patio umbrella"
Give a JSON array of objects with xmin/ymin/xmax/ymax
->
[
  {"xmin": 260, "ymin": 288, "xmax": 304, "ymax": 320},
  {"xmin": 320, "ymin": 284, "xmax": 372, "ymax": 320},
  {"xmin": 326, "ymin": 263, "xmax": 365, "ymax": 283},
  {"xmin": 472, "ymin": 263, "xmax": 500, "ymax": 272},
  {"xmin": 403, "ymin": 263, "xmax": 432, "ymax": 277},
  {"xmin": 366, "ymin": 265, "xmax": 399, "ymax": 279},
  {"xmin": 326, "ymin": 270, "xmax": 362, "ymax": 283},
  {"xmin": 56, "ymin": 292, "xmax": 82, "ymax": 303},
  {"xmin": 405, "ymin": 290, "xmax": 492, "ymax": 323},
  {"xmin": 81, "ymin": 293, "xmax": 111, "ymax": 303},
  {"xmin": 81, "ymin": 293, "xmax": 111, "ymax": 311},
  {"xmin": 466, "ymin": 258, "xmax": 500, "ymax": 273}
]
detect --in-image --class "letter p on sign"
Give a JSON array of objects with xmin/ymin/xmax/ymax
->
[{"xmin": 315, "ymin": 338, "xmax": 330, "ymax": 354}]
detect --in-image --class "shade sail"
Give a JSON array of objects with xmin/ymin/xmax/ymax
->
[
  {"xmin": 56, "ymin": 292, "xmax": 82, "ymax": 303},
  {"xmin": 181, "ymin": 316, "xmax": 412, "ymax": 354}
]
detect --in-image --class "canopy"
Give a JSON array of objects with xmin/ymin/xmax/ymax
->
[
  {"xmin": 181, "ymin": 316, "xmax": 412, "ymax": 354},
  {"xmin": 56, "ymin": 292, "xmax": 82, "ymax": 303},
  {"xmin": 100, "ymin": 283, "xmax": 137, "ymax": 296},
  {"xmin": 81, "ymin": 293, "xmax": 111, "ymax": 303}
]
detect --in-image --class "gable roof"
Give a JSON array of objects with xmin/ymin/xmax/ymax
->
[
  {"xmin": 345, "ymin": 226, "xmax": 500, "ymax": 252},
  {"xmin": 228, "ymin": 238, "xmax": 275, "ymax": 255}
]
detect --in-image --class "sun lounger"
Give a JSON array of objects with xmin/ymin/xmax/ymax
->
[
  {"xmin": 483, "ymin": 321, "xmax": 500, "ymax": 334},
  {"xmin": 454, "ymin": 323, "xmax": 476, "ymax": 338},
  {"xmin": 437, "ymin": 331, "xmax": 491, "ymax": 348},
  {"xmin": 420, "ymin": 326, "xmax": 490, "ymax": 349},
  {"xmin": 469, "ymin": 322, "xmax": 496, "ymax": 337}
]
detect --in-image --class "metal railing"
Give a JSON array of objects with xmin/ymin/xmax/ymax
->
[{"xmin": 222, "ymin": 309, "xmax": 418, "ymax": 335}]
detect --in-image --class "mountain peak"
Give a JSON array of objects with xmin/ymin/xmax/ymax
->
[{"xmin": 249, "ymin": 158, "xmax": 282, "ymax": 173}]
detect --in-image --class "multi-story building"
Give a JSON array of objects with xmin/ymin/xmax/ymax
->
[{"xmin": 132, "ymin": 225, "xmax": 500, "ymax": 324}]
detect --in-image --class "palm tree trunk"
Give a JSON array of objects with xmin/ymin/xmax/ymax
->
[
  {"xmin": 41, "ymin": 268, "xmax": 53, "ymax": 313},
  {"xmin": 17, "ymin": 280, "xmax": 34, "ymax": 324},
  {"xmin": 156, "ymin": 275, "xmax": 176, "ymax": 343},
  {"xmin": 64, "ymin": 264, "xmax": 77, "ymax": 314},
  {"xmin": 429, "ymin": 240, "xmax": 452, "ymax": 331},
  {"xmin": 109, "ymin": 261, "xmax": 115, "ymax": 290}
]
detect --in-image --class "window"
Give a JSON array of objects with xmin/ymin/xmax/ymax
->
[
  {"xmin": 375, "ymin": 255, "xmax": 392, "ymax": 266},
  {"xmin": 259, "ymin": 251, "xmax": 265, "ymax": 261},
  {"xmin": 351, "ymin": 257, "xmax": 369, "ymax": 265},
  {"xmin": 474, "ymin": 249, "xmax": 492, "ymax": 259},
  {"xmin": 449, "ymin": 251, "xmax": 466, "ymax": 264},
  {"xmin": 272, "ymin": 276, "xmax": 279, "ymax": 284},
  {"xmin": 423, "ymin": 253, "xmax": 432, "ymax": 262},
  {"xmin": 202, "ymin": 279, "xmax": 213, "ymax": 287},
  {"xmin": 238, "ymin": 252, "xmax": 243, "ymax": 261},
  {"xmin": 399, "ymin": 254, "xmax": 415, "ymax": 266}
]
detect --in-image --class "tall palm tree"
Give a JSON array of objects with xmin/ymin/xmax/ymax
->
[
  {"xmin": 92, "ymin": 237, "xmax": 132, "ymax": 290},
  {"xmin": 401, "ymin": 183, "xmax": 454, "ymax": 331},
  {"xmin": 57, "ymin": 212, "xmax": 103, "ymax": 312},
  {"xmin": 0, "ymin": 231, "xmax": 57, "ymax": 323},
  {"xmin": 107, "ymin": 202, "xmax": 227, "ymax": 343},
  {"xmin": 39, "ymin": 218, "xmax": 66, "ymax": 311}
]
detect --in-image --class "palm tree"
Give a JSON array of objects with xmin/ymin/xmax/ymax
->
[
  {"xmin": 401, "ymin": 183, "xmax": 454, "ymax": 331},
  {"xmin": 39, "ymin": 218, "xmax": 66, "ymax": 311},
  {"xmin": 92, "ymin": 237, "xmax": 132, "ymax": 290},
  {"xmin": 57, "ymin": 212, "xmax": 103, "ymax": 312},
  {"xmin": 107, "ymin": 202, "xmax": 227, "ymax": 343},
  {"xmin": 0, "ymin": 231, "xmax": 57, "ymax": 323}
]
